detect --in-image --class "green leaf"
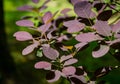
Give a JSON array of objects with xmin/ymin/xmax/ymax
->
[
  {"xmin": 108, "ymin": 12, "xmax": 120, "ymax": 24},
  {"xmin": 75, "ymin": 41, "xmax": 120, "ymax": 71},
  {"xmin": 97, "ymin": 68, "xmax": 120, "ymax": 84},
  {"xmin": 63, "ymin": 38, "xmax": 79, "ymax": 46},
  {"xmin": 36, "ymin": 48, "xmax": 43, "ymax": 57}
]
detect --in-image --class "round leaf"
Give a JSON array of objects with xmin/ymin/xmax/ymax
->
[
  {"xmin": 42, "ymin": 46, "xmax": 59, "ymax": 60},
  {"xmin": 13, "ymin": 31, "xmax": 33, "ymax": 41},
  {"xmin": 62, "ymin": 66, "xmax": 76, "ymax": 76}
]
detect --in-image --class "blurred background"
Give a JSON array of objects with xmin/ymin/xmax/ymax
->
[{"xmin": 0, "ymin": 0, "xmax": 73, "ymax": 84}]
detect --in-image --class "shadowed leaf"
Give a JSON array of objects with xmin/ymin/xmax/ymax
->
[
  {"xmin": 70, "ymin": 77, "xmax": 84, "ymax": 84},
  {"xmin": 75, "ymin": 68, "xmax": 84, "ymax": 76},
  {"xmin": 97, "ymin": 10, "xmax": 112, "ymax": 21},
  {"xmin": 46, "ymin": 70, "xmax": 61, "ymax": 82}
]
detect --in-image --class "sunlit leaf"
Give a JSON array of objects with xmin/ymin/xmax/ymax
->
[{"xmin": 108, "ymin": 12, "xmax": 120, "ymax": 24}]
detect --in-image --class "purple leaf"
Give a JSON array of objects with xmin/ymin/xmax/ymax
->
[
  {"xmin": 112, "ymin": 21, "xmax": 120, "ymax": 33},
  {"xmin": 63, "ymin": 20, "xmax": 85, "ymax": 33},
  {"xmin": 32, "ymin": 0, "xmax": 39, "ymax": 3},
  {"xmin": 17, "ymin": 5, "xmax": 33, "ymax": 11},
  {"xmin": 37, "ymin": 23, "xmax": 51, "ymax": 34},
  {"xmin": 60, "ymin": 55, "xmax": 73, "ymax": 62},
  {"xmin": 70, "ymin": 0, "xmax": 80, "ymax": 5},
  {"xmin": 57, "ymin": 35, "xmax": 68, "ymax": 42},
  {"xmin": 115, "ymin": 34, "xmax": 120, "ymax": 39},
  {"xmin": 39, "ymin": 6, "xmax": 47, "ymax": 11},
  {"xmin": 75, "ymin": 42, "xmax": 88, "ymax": 51},
  {"xmin": 74, "ymin": 1, "xmax": 95, "ymax": 18},
  {"xmin": 47, "ymin": 29, "xmax": 55, "ymax": 39},
  {"xmin": 63, "ymin": 58, "xmax": 78, "ymax": 66},
  {"xmin": 70, "ymin": 75, "xmax": 86, "ymax": 84},
  {"xmin": 43, "ymin": 12, "xmax": 52, "ymax": 24},
  {"xmin": 16, "ymin": 20, "xmax": 34, "ymax": 27},
  {"xmin": 13, "ymin": 31, "xmax": 33, "ymax": 41},
  {"xmin": 75, "ymin": 33, "xmax": 102, "ymax": 42},
  {"xmin": 42, "ymin": 46, "xmax": 59, "ymax": 60},
  {"xmin": 62, "ymin": 66, "xmax": 76, "ymax": 76},
  {"xmin": 34, "ymin": 61, "xmax": 51, "ymax": 70},
  {"xmin": 22, "ymin": 44, "xmax": 37, "ymax": 55},
  {"xmin": 109, "ymin": 39, "xmax": 120, "ymax": 46},
  {"xmin": 94, "ymin": 21, "xmax": 111, "ymax": 36},
  {"xmin": 47, "ymin": 70, "xmax": 61, "ymax": 83},
  {"xmin": 92, "ymin": 45, "xmax": 110, "ymax": 58},
  {"xmin": 60, "ymin": 8, "xmax": 71, "ymax": 15},
  {"xmin": 70, "ymin": 0, "xmax": 89, "ymax": 5}
]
